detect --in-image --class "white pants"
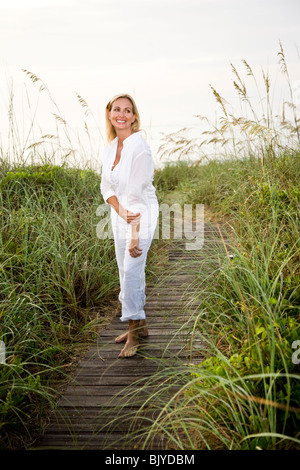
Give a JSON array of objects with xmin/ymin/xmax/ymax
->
[{"xmin": 111, "ymin": 206, "xmax": 158, "ymax": 322}]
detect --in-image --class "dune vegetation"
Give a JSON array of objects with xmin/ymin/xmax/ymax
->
[{"xmin": 0, "ymin": 43, "xmax": 299, "ymax": 449}]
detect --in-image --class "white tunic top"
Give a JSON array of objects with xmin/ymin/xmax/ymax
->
[
  {"xmin": 109, "ymin": 162, "xmax": 120, "ymax": 187},
  {"xmin": 100, "ymin": 131, "xmax": 159, "ymax": 219}
]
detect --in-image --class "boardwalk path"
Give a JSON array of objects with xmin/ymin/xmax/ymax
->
[{"xmin": 38, "ymin": 220, "xmax": 229, "ymax": 450}]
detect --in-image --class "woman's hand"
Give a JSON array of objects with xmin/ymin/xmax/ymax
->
[
  {"xmin": 129, "ymin": 237, "xmax": 143, "ymax": 258},
  {"xmin": 125, "ymin": 210, "xmax": 141, "ymax": 225},
  {"xmin": 119, "ymin": 206, "xmax": 141, "ymax": 225},
  {"xmin": 106, "ymin": 197, "xmax": 140, "ymax": 225}
]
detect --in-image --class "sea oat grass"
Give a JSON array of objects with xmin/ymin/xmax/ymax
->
[
  {"xmin": 1, "ymin": 43, "xmax": 299, "ymax": 450},
  {"xmin": 0, "ymin": 162, "xmax": 121, "ymax": 448},
  {"xmin": 114, "ymin": 46, "xmax": 300, "ymax": 450}
]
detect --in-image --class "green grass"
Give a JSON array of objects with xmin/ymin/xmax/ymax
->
[
  {"xmin": 125, "ymin": 148, "xmax": 300, "ymax": 451},
  {"xmin": 88, "ymin": 148, "xmax": 299, "ymax": 451},
  {"xmin": 1, "ymin": 42, "xmax": 299, "ymax": 450},
  {"xmin": 0, "ymin": 163, "xmax": 119, "ymax": 448},
  {"xmin": 0, "ymin": 162, "xmax": 169, "ymax": 449},
  {"xmin": 120, "ymin": 45, "xmax": 300, "ymax": 450}
]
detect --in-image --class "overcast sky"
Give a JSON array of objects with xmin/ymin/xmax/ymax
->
[{"xmin": 0, "ymin": 0, "xmax": 299, "ymax": 165}]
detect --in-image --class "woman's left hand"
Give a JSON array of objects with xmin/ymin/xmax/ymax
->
[{"xmin": 129, "ymin": 238, "xmax": 143, "ymax": 258}]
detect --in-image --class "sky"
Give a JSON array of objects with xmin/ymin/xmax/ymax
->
[{"xmin": 0, "ymin": 0, "xmax": 299, "ymax": 168}]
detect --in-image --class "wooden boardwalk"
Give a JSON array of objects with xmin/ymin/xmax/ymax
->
[{"xmin": 38, "ymin": 221, "xmax": 229, "ymax": 450}]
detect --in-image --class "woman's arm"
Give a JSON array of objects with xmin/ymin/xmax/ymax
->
[
  {"xmin": 100, "ymin": 161, "xmax": 116, "ymax": 203},
  {"xmin": 125, "ymin": 147, "xmax": 155, "ymax": 257},
  {"xmin": 107, "ymin": 195, "xmax": 142, "ymax": 257},
  {"xmin": 106, "ymin": 195, "xmax": 141, "ymax": 225},
  {"xmin": 127, "ymin": 149, "xmax": 154, "ymax": 210}
]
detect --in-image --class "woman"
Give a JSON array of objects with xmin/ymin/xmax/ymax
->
[{"xmin": 100, "ymin": 94, "xmax": 159, "ymax": 358}]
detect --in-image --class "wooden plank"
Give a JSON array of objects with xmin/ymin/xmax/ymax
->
[
  {"xmin": 38, "ymin": 223, "xmax": 225, "ymax": 450},
  {"xmin": 39, "ymin": 432, "xmax": 166, "ymax": 450}
]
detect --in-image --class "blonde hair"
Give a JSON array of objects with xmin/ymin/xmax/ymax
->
[{"xmin": 105, "ymin": 93, "xmax": 141, "ymax": 142}]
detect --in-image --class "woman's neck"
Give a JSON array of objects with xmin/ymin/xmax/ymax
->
[{"xmin": 115, "ymin": 129, "xmax": 133, "ymax": 145}]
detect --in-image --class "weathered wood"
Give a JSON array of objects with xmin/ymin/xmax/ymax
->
[{"xmin": 38, "ymin": 221, "xmax": 228, "ymax": 450}]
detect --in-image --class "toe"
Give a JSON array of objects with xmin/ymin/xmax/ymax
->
[{"xmin": 118, "ymin": 344, "xmax": 138, "ymax": 358}]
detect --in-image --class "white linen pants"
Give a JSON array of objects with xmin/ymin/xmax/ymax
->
[{"xmin": 111, "ymin": 207, "xmax": 158, "ymax": 322}]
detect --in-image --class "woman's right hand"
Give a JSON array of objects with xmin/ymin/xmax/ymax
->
[
  {"xmin": 124, "ymin": 210, "xmax": 141, "ymax": 225},
  {"xmin": 118, "ymin": 205, "xmax": 140, "ymax": 224},
  {"xmin": 107, "ymin": 197, "xmax": 141, "ymax": 225}
]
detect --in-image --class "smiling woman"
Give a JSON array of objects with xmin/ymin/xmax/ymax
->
[
  {"xmin": 100, "ymin": 93, "xmax": 159, "ymax": 358},
  {"xmin": 105, "ymin": 93, "xmax": 141, "ymax": 142}
]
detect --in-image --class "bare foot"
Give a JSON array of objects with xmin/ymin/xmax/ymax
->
[
  {"xmin": 118, "ymin": 338, "xmax": 139, "ymax": 358},
  {"xmin": 115, "ymin": 321, "xmax": 148, "ymax": 343},
  {"xmin": 118, "ymin": 320, "xmax": 140, "ymax": 358},
  {"xmin": 115, "ymin": 332, "xmax": 130, "ymax": 343}
]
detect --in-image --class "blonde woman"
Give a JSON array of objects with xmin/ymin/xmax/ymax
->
[{"xmin": 100, "ymin": 94, "xmax": 159, "ymax": 358}]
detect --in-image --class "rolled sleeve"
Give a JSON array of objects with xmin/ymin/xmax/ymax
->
[
  {"xmin": 100, "ymin": 171, "xmax": 116, "ymax": 203},
  {"xmin": 127, "ymin": 150, "xmax": 154, "ymax": 210},
  {"xmin": 102, "ymin": 189, "xmax": 116, "ymax": 203}
]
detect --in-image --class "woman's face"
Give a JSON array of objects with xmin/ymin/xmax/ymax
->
[{"xmin": 109, "ymin": 97, "xmax": 136, "ymax": 133}]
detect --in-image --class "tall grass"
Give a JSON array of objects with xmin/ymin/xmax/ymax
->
[
  {"xmin": 159, "ymin": 41, "xmax": 300, "ymax": 166},
  {"xmin": 0, "ymin": 80, "xmax": 169, "ymax": 448},
  {"xmin": 0, "ymin": 68, "xmax": 120, "ymax": 448},
  {"xmin": 101, "ymin": 148, "xmax": 299, "ymax": 450},
  {"xmin": 1, "ymin": 69, "xmax": 104, "ymax": 170},
  {"xmin": 0, "ymin": 162, "xmax": 123, "ymax": 448},
  {"xmin": 106, "ymin": 43, "xmax": 300, "ymax": 450},
  {"xmin": 1, "ymin": 42, "xmax": 299, "ymax": 450}
]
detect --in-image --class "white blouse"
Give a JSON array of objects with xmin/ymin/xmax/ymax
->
[
  {"xmin": 109, "ymin": 162, "xmax": 120, "ymax": 187},
  {"xmin": 100, "ymin": 131, "xmax": 159, "ymax": 217}
]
